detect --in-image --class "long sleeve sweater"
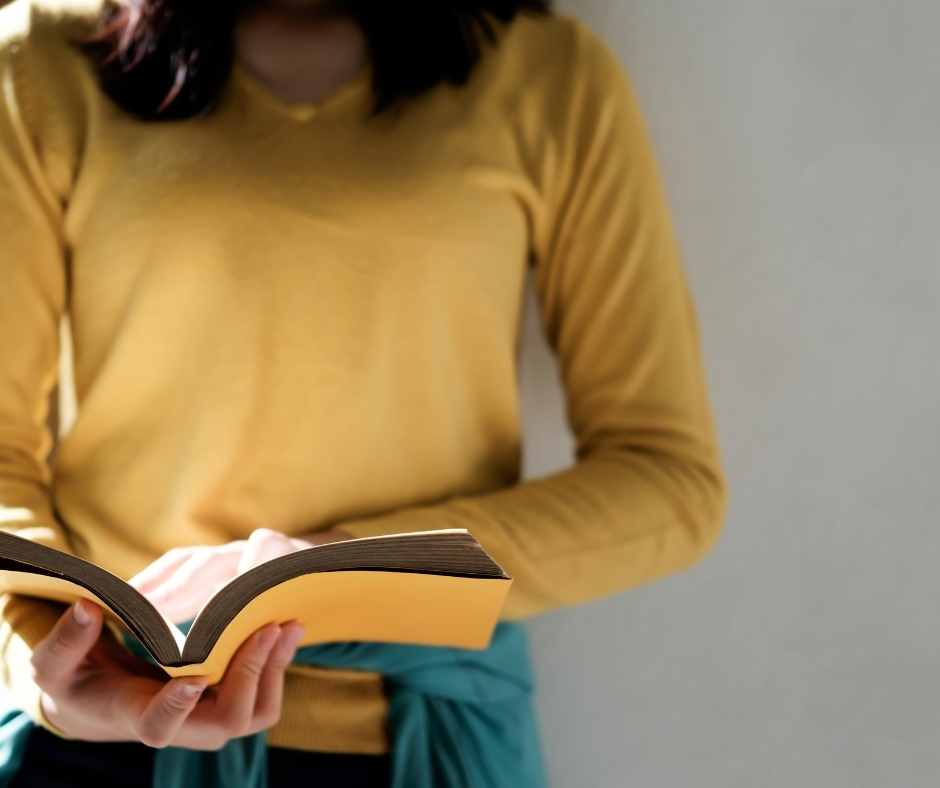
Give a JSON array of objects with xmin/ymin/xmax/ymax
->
[{"xmin": 0, "ymin": 0, "xmax": 727, "ymax": 754}]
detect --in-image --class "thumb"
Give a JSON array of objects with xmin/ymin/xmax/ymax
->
[{"xmin": 31, "ymin": 599, "xmax": 103, "ymax": 691}]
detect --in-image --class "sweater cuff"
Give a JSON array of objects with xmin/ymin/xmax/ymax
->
[{"xmin": 336, "ymin": 505, "xmax": 553, "ymax": 620}]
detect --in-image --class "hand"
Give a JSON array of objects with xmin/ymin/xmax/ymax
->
[
  {"xmin": 129, "ymin": 526, "xmax": 352, "ymax": 623},
  {"xmin": 33, "ymin": 599, "xmax": 305, "ymax": 748}
]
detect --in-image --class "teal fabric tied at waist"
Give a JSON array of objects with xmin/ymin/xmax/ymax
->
[{"xmin": 0, "ymin": 620, "xmax": 547, "ymax": 788}]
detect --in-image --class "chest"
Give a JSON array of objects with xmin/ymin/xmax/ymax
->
[{"xmin": 63, "ymin": 88, "xmax": 535, "ymax": 330}]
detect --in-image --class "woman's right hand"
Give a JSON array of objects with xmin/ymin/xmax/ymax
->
[{"xmin": 30, "ymin": 598, "xmax": 304, "ymax": 749}]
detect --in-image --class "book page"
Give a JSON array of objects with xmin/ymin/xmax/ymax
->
[{"xmin": 0, "ymin": 570, "xmax": 187, "ymax": 656}]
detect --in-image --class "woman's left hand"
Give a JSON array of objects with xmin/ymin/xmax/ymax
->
[{"xmin": 128, "ymin": 527, "xmax": 351, "ymax": 624}]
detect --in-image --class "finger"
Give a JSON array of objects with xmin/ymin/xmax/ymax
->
[
  {"xmin": 135, "ymin": 677, "xmax": 209, "ymax": 749},
  {"xmin": 199, "ymin": 623, "xmax": 280, "ymax": 735},
  {"xmin": 237, "ymin": 528, "xmax": 297, "ymax": 574},
  {"xmin": 251, "ymin": 622, "xmax": 304, "ymax": 732},
  {"xmin": 31, "ymin": 599, "xmax": 103, "ymax": 691}
]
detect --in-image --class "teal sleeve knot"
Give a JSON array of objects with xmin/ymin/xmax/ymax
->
[{"xmin": 0, "ymin": 621, "xmax": 547, "ymax": 788}]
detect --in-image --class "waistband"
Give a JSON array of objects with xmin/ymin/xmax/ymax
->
[{"xmin": 267, "ymin": 663, "xmax": 389, "ymax": 754}]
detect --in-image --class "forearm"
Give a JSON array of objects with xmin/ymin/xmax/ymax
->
[{"xmin": 337, "ymin": 446, "xmax": 726, "ymax": 620}]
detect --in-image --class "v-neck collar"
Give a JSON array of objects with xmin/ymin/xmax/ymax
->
[{"xmin": 229, "ymin": 58, "xmax": 373, "ymax": 122}]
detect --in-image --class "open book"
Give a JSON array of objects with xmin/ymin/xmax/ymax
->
[{"xmin": 0, "ymin": 528, "xmax": 511, "ymax": 683}]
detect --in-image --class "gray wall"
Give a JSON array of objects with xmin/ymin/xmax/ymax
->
[{"xmin": 520, "ymin": 2, "xmax": 939, "ymax": 786}]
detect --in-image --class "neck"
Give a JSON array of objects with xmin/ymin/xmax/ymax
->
[{"xmin": 233, "ymin": 2, "xmax": 367, "ymax": 88}]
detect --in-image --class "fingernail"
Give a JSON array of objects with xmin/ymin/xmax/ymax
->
[
  {"xmin": 257, "ymin": 624, "xmax": 281, "ymax": 651},
  {"xmin": 72, "ymin": 600, "xmax": 91, "ymax": 626},
  {"xmin": 282, "ymin": 623, "xmax": 305, "ymax": 650},
  {"xmin": 178, "ymin": 680, "xmax": 207, "ymax": 699}
]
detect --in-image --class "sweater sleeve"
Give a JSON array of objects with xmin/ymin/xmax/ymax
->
[
  {"xmin": 339, "ymin": 20, "xmax": 728, "ymax": 618},
  {"xmin": 0, "ymin": 7, "xmax": 78, "ymax": 735}
]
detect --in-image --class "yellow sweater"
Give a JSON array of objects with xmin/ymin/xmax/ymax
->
[{"xmin": 0, "ymin": 0, "xmax": 727, "ymax": 754}]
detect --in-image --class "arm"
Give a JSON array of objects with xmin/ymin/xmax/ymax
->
[
  {"xmin": 0, "ymin": 15, "xmax": 308, "ymax": 746},
  {"xmin": 0, "ymin": 14, "xmax": 80, "ymax": 731},
  {"xmin": 127, "ymin": 21, "xmax": 726, "ymax": 626},
  {"xmin": 337, "ymin": 22, "xmax": 728, "ymax": 618}
]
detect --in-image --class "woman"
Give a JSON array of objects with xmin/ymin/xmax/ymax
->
[{"xmin": 0, "ymin": 0, "xmax": 727, "ymax": 785}]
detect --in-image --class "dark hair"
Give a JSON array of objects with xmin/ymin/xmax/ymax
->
[{"xmin": 69, "ymin": 1, "xmax": 553, "ymax": 122}]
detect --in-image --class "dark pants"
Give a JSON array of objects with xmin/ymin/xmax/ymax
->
[{"xmin": 9, "ymin": 723, "xmax": 392, "ymax": 787}]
